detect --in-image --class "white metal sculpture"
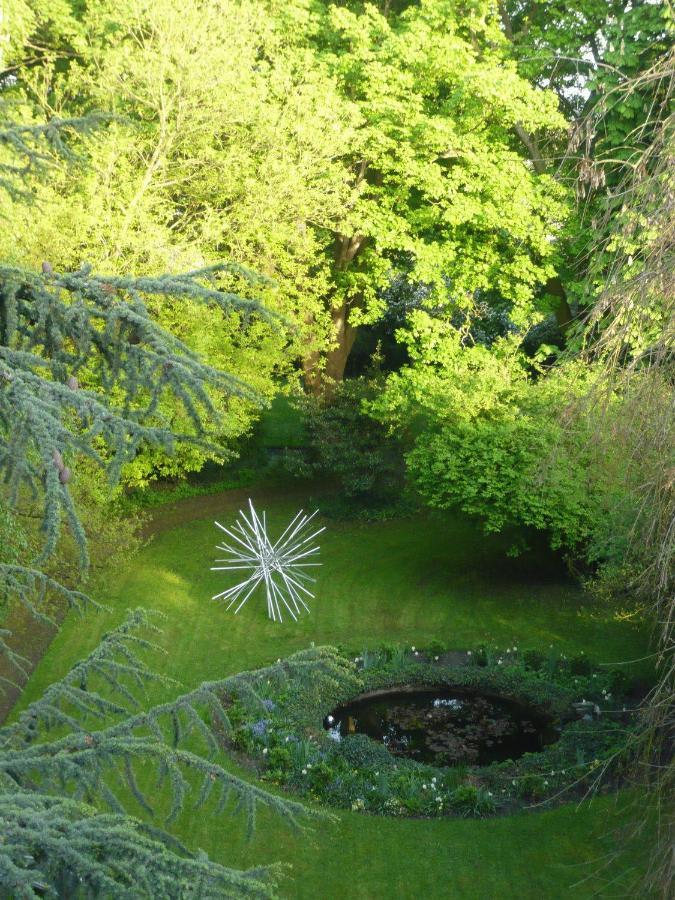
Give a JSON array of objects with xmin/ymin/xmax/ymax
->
[{"xmin": 211, "ymin": 500, "xmax": 324, "ymax": 622}]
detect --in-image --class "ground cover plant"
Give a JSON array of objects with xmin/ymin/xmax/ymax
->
[{"xmin": 227, "ymin": 642, "xmax": 638, "ymax": 819}]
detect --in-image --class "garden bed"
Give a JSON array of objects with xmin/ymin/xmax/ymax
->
[{"xmin": 223, "ymin": 644, "xmax": 638, "ymax": 819}]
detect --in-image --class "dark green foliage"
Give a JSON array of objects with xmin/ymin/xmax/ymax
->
[
  {"xmin": 332, "ymin": 734, "xmax": 397, "ymax": 770},
  {"xmin": 448, "ymin": 785, "xmax": 496, "ymax": 818},
  {"xmin": 286, "ymin": 378, "xmax": 408, "ymax": 519},
  {"xmin": 0, "ymin": 613, "xmax": 344, "ymax": 897},
  {"xmin": 232, "ymin": 644, "xmax": 637, "ymax": 819}
]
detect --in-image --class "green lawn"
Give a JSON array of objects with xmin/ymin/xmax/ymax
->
[{"xmin": 13, "ymin": 490, "xmax": 652, "ymax": 897}]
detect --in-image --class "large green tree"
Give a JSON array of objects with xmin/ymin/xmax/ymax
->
[
  {"xmin": 498, "ymin": 0, "xmax": 673, "ymax": 328},
  {"xmin": 5, "ymin": 0, "xmax": 569, "ymax": 394},
  {"xmin": 301, "ymin": 0, "xmax": 569, "ymax": 387},
  {"xmin": 1, "ymin": 0, "xmax": 310, "ymax": 480}
]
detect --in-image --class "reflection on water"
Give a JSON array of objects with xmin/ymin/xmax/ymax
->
[{"xmin": 325, "ymin": 688, "xmax": 558, "ymax": 766}]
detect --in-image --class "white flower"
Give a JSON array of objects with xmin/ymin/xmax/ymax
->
[
  {"xmin": 414, "ymin": 651, "xmax": 419, "ymax": 656},
  {"xmin": 327, "ymin": 715, "xmax": 334, "ymax": 724},
  {"xmin": 307, "ymin": 763, "xmax": 312, "ymax": 769},
  {"xmin": 506, "ymin": 648, "xmax": 511, "ymax": 654},
  {"xmin": 422, "ymin": 784, "xmax": 427, "ymax": 790},
  {"xmin": 411, "ymin": 646, "xmax": 416, "ymax": 651},
  {"xmin": 513, "ymin": 646, "xmax": 518, "ymax": 652},
  {"xmin": 301, "ymin": 768, "xmax": 307, "ymax": 775},
  {"xmin": 285, "ymin": 736, "xmax": 290, "ymax": 742},
  {"xmin": 431, "ymin": 777, "xmax": 436, "ymax": 783},
  {"xmin": 434, "ymin": 656, "xmax": 439, "ymax": 661},
  {"xmin": 544, "ymin": 780, "xmax": 549, "ymax": 786},
  {"xmin": 467, "ymin": 651, "xmax": 472, "ymax": 656},
  {"xmin": 375, "ymin": 772, "xmax": 379, "ymax": 776},
  {"xmin": 262, "ymin": 748, "xmax": 268, "ymax": 755},
  {"xmin": 497, "ymin": 659, "xmax": 503, "ymax": 665}
]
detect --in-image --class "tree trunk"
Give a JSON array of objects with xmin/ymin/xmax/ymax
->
[
  {"xmin": 324, "ymin": 301, "xmax": 358, "ymax": 389},
  {"xmin": 545, "ymin": 276, "xmax": 574, "ymax": 331},
  {"xmin": 302, "ymin": 337, "xmax": 323, "ymax": 395},
  {"xmin": 303, "ymin": 231, "xmax": 366, "ymax": 395}
]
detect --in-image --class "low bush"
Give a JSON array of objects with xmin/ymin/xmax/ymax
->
[
  {"xmin": 449, "ymin": 785, "xmax": 497, "ymax": 818},
  {"xmin": 284, "ymin": 377, "xmax": 412, "ymax": 520},
  {"xmin": 332, "ymin": 734, "xmax": 398, "ymax": 770}
]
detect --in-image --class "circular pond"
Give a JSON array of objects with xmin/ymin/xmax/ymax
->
[{"xmin": 324, "ymin": 686, "xmax": 559, "ymax": 766}]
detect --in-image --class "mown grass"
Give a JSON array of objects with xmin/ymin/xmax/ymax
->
[{"xmin": 13, "ymin": 491, "xmax": 652, "ymax": 897}]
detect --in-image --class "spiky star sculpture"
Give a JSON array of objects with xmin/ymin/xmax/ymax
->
[{"xmin": 211, "ymin": 500, "xmax": 324, "ymax": 622}]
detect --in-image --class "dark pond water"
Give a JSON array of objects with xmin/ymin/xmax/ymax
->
[{"xmin": 324, "ymin": 687, "xmax": 559, "ymax": 766}]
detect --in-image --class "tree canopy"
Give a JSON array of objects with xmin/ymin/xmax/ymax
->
[
  {"xmin": 0, "ymin": 1, "xmax": 673, "ymax": 895},
  {"xmin": 4, "ymin": 0, "xmax": 571, "ymax": 400}
]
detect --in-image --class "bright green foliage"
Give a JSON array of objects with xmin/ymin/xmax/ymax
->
[
  {"xmin": 370, "ymin": 310, "xmax": 637, "ymax": 562},
  {"xmin": 316, "ymin": 1, "xmax": 566, "ymax": 305},
  {"xmin": 307, "ymin": 0, "xmax": 569, "ymax": 380},
  {"xmin": 2, "ymin": 2, "xmax": 305, "ymax": 480},
  {"xmin": 5, "ymin": 0, "xmax": 569, "ymax": 392},
  {"xmin": 406, "ymin": 394, "xmax": 597, "ymax": 553},
  {"xmin": 1, "ymin": 0, "xmax": 353, "ymax": 400}
]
